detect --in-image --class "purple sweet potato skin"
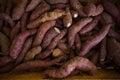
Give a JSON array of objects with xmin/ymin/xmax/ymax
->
[
  {"xmin": 20, "ymin": 12, "xmax": 29, "ymax": 32},
  {"xmin": 80, "ymin": 16, "xmax": 100, "ymax": 35},
  {"xmin": 36, "ymin": 29, "xmax": 67, "ymax": 59},
  {"xmin": 30, "ymin": 1, "xmax": 50, "ymax": 21},
  {"xmin": 75, "ymin": 34, "xmax": 81, "ymax": 52},
  {"xmin": 10, "ymin": 29, "xmax": 37, "ymax": 59},
  {"xmin": 78, "ymin": 24, "xmax": 111, "ymax": 56},
  {"xmin": 10, "ymin": 22, "xmax": 21, "ymax": 40},
  {"xmin": 102, "ymin": 0, "xmax": 120, "ymax": 23},
  {"xmin": 12, "ymin": 0, "xmax": 28, "ymax": 20},
  {"xmin": 32, "ymin": 20, "xmax": 56, "ymax": 47},
  {"xmin": 15, "ymin": 37, "xmax": 33, "ymax": 65},
  {"xmin": 41, "ymin": 28, "xmax": 59, "ymax": 49},
  {"xmin": 12, "ymin": 56, "xmax": 66, "ymax": 72},
  {"xmin": 44, "ymin": 57, "xmax": 96, "ymax": 78},
  {"xmin": 68, "ymin": 18, "xmax": 92, "ymax": 47}
]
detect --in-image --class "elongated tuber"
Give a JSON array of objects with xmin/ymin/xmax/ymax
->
[
  {"xmin": 10, "ymin": 29, "xmax": 37, "ymax": 59},
  {"xmin": 102, "ymin": 0, "xmax": 120, "ymax": 24},
  {"xmin": 36, "ymin": 29, "xmax": 67, "ymax": 59},
  {"xmin": 15, "ymin": 37, "xmax": 33, "ymax": 65},
  {"xmin": 30, "ymin": 1, "xmax": 50, "ymax": 21},
  {"xmin": 12, "ymin": 56, "xmax": 67, "ymax": 72},
  {"xmin": 78, "ymin": 24, "xmax": 111, "ymax": 56},
  {"xmin": 80, "ymin": 16, "xmax": 100, "ymax": 35},
  {"xmin": 32, "ymin": 20, "xmax": 56, "ymax": 47},
  {"xmin": 75, "ymin": 34, "xmax": 81, "ymax": 52},
  {"xmin": 12, "ymin": 0, "xmax": 28, "ymax": 20},
  {"xmin": 27, "ymin": 9, "xmax": 65, "ymax": 29},
  {"xmin": 68, "ymin": 17, "xmax": 92, "ymax": 47},
  {"xmin": 44, "ymin": 57, "xmax": 96, "ymax": 78},
  {"xmin": 41, "ymin": 27, "xmax": 60, "ymax": 49},
  {"xmin": 20, "ymin": 12, "xmax": 29, "ymax": 32},
  {"xmin": 10, "ymin": 22, "xmax": 21, "ymax": 40}
]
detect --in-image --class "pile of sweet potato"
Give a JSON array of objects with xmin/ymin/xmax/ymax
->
[{"xmin": 0, "ymin": 0, "xmax": 120, "ymax": 78}]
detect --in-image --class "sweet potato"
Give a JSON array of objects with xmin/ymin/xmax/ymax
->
[
  {"xmin": 75, "ymin": 34, "xmax": 81, "ymax": 52},
  {"xmin": 78, "ymin": 24, "xmax": 111, "ymax": 56},
  {"xmin": 10, "ymin": 29, "xmax": 37, "ymax": 59},
  {"xmin": 44, "ymin": 57, "xmax": 96, "ymax": 78},
  {"xmin": 102, "ymin": 0, "xmax": 120, "ymax": 23},
  {"xmin": 108, "ymin": 29, "xmax": 120, "ymax": 41},
  {"xmin": 24, "ymin": 46, "xmax": 42, "ymax": 61},
  {"xmin": 0, "ymin": 13, "xmax": 15, "ymax": 27},
  {"xmin": 36, "ymin": 29, "xmax": 67, "ymax": 59},
  {"xmin": 12, "ymin": 56, "xmax": 67, "ymax": 72},
  {"xmin": 101, "ymin": 12, "xmax": 114, "ymax": 24},
  {"xmin": 0, "ymin": 32, "xmax": 10, "ymax": 55},
  {"xmin": 68, "ymin": 17, "xmax": 92, "ymax": 47},
  {"xmin": 41, "ymin": 27, "xmax": 60, "ymax": 49},
  {"xmin": 100, "ymin": 38, "xmax": 107, "ymax": 64},
  {"xmin": 26, "ymin": 0, "xmax": 42, "ymax": 12},
  {"xmin": 30, "ymin": 1, "xmax": 50, "ymax": 21},
  {"xmin": 52, "ymin": 48, "xmax": 63, "ymax": 57},
  {"xmin": 10, "ymin": 22, "xmax": 21, "ymax": 40},
  {"xmin": 20, "ymin": 12, "xmax": 29, "ymax": 32},
  {"xmin": 15, "ymin": 37, "xmax": 33, "ymax": 65},
  {"xmin": 107, "ymin": 38, "xmax": 120, "ymax": 67},
  {"xmin": 12, "ymin": 0, "xmax": 28, "ymax": 20},
  {"xmin": 0, "ymin": 62, "xmax": 14, "ymax": 73},
  {"xmin": 0, "ymin": 56, "xmax": 13, "ymax": 68},
  {"xmin": 63, "ymin": 7, "xmax": 72, "ymax": 28},
  {"xmin": 46, "ymin": 0, "xmax": 68, "ymax": 4},
  {"xmin": 27, "ymin": 9, "xmax": 65, "ymax": 29},
  {"xmin": 80, "ymin": 16, "xmax": 100, "ymax": 35},
  {"xmin": 48, "ymin": 29, "xmax": 67, "ymax": 50},
  {"xmin": 32, "ymin": 20, "xmax": 56, "ymax": 47},
  {"xmin": 91, "ymin": 4, "xmax": 104, "ymax": 16}
]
